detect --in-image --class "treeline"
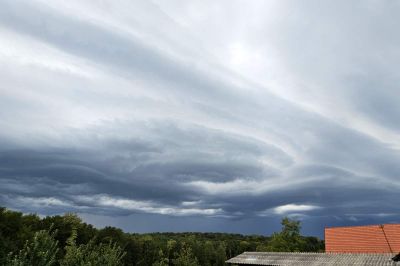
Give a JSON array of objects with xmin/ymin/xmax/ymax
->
[{"xmin": 0, "ymin": 207, "xmax": 324, "ymax": 265}]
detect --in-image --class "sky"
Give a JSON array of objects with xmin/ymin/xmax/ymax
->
[{"xmin": 0, "ymin": 0, "xmax": 399, "ymax": 238}]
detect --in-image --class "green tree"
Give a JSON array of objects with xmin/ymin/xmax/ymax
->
[
  {"xmin": 152, "ymin": 249, "xmax": 169, "ymax": 266},
  {"xmin": 267, "ymin": 217, "xmax": 305, "ymax": 252},
  {"xmin": 173, "ymin": 245, "xmax": 200, "ymax": 266},
  {"xmin": 0, "ymin": 206, "xmax": 325, "ymax": 265},
  {"xmin": 303, "ymin": 236, "xmax": 325, "ymax": 252},
  {"xmin": 166, "ymin": 239, "xmax": 178, "ymax": 265},
  {"xmin": 202, "ymin": 241, "xmax": 214, "ymax": 266},
  {"xmin": 61, "ymin": 228, "xmax": 125, "ymax": 266},
  {"xmin": 0, "ymin": 207, "xmax": 36, "ymax": 263},
  {"xmin": 215, "ymin": 242, "xmax": 227, "ymax": 266},
  {"xmin": 137, "ymin": 235, "xmax": 159, "ymax": 266},
  {"xmin": 40, "ymin": 214, "xmax": 80, "ymax": 248},
  {"xmin": 6, "ymin": 229, "xmax": 59, "ymax": 266},
  {"xmin": 239, "ymin": 240, "xmax": 250, "ymax": 253}
]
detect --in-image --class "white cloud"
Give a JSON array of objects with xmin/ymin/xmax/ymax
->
[
  {"xmin": 274, "ymin": 204, "xmax": 320, "ymax": 214},
  {"xmin": 14, "ymin": 196, "xmax": 71, "ymax": 208},
  {"xmin": 181, "ymin": 200, "xmax": 202, "ymax": 206},
  {"xmin": 259, "ymin": 204, "xmax": 321, "ymax": 216},
  {"xmin": 77, "ymin": 195, "xmax": 222, "ymax": 217}
]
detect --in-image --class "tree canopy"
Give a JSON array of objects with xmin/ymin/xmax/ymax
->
[{"xmin": 0, "ymin": 207, "xmax": 324, "ymax": 265}]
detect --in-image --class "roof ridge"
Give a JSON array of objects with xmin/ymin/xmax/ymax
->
[
  {"xmin": 325, "ymin": 223, "xmax": 400, "ymax": 229},
  {"xmin": 227, "ymin": 252, "xmax": 400, "ymax": 265},
  {"xmin": 240, "ymin": 252, "xmax": 399, "ymax": 256}
]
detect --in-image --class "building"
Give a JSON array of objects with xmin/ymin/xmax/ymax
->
[
  {"xmin": 325, "ymin": 224, "xmax": 400, "ymax": 253},
  {"xmin": 226, "ymin": 252, "xmax": 399, "ymax": 265},
  {"xmin": 226, "ymin": 224, "xmax": 400, "ymax": 265}
]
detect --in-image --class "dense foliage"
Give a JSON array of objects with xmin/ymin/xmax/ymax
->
[
  {"xmin": 0, "ymin": 207, "xmax": 324, "ymax": 265},
  {"xmin": 6, "ymin": 229, "xmax": 59, "ymax": 266}
]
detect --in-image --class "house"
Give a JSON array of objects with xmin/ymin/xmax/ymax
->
[
  {"xmin": 325, "ymin": 224, "xmax": 400, "ymax": 253},
  {"xmin": 226, "ymin": 224, "xmax": 400, "ymax": 265},
  {"xmin": 226, "ymin": 251, "xmax": 399, "ymax": 265}
]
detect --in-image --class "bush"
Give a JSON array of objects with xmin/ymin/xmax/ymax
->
[
  {"xmin": 61, "ymin": 228, "xmax": 125, "ymax": 266},
  {"xmin": 6, "ymin": 229, "xmax": 58, "ymax": 266}
]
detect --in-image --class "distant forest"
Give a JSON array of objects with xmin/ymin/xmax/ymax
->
[{"xmin": 0, "ymin": 207, "xmax": 324, "ymax": 265}]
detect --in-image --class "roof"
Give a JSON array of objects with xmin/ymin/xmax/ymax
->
[
  {"xmin": 226, "ymin": 252, "xmax": 400, "ymax": 265},
  {"xmin": 325, "ymin": 224, "xmax": 400, "ymax": 253}
]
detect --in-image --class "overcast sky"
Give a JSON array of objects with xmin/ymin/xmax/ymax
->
[{"xmin": 1, "ymin": 0, "xmax": 399, "ymax": 237}]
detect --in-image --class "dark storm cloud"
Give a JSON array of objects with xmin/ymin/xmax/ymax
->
[
  {"xmin": 346, "ymin": 76, "xmax": 400, "ymax": 132},
  {"xmin": 0, "ymin": 0, "xmax": 399, "ymax": 236},
  {"xmin": 0, "ymin": 121, "xmax": 289, "ymax": 218}
]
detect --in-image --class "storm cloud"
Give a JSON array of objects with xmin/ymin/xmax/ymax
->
[{"xmin": 0, "ymin": 0, "xmax": 399, "ymax": 237}]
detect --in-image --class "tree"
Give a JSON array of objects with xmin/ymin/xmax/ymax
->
[
  {"xmin": 1, "ymin": 206, "xmax": 324, "ymax": 265},
  {"xmin": 6, "ymin": 229, "xmax": 59, "ymax": 266},
  {"xmin": 215, "ymin": 242, "xmax": 227, "ymax": 266},
  {"xmin": 303, "ymin": 236, "xmax": 325, "ymax": 252},
  {"xmin": 61, "ymin": 228, "xmax": 125, "ymax": 266},
  {"xmin": 167, "ymin": 239, "xmax": 177, "ymax": 261},
  {"xmin": 267, "ymin": 217, "xmax": 305, "ymax": 252},
  {"xmin": 281, "ymin": 217, "xmax": 301, "ymax": 237},
  {"xmin": 152, "ymin": 249, "xmax": 169, "ymax": 266},
  {"xmin": 0, "ymin": 207, "xmax": 35, "ymax": 264},
  {"xmin": 137, "ymin": 235, "xmax": 159, "ymax": 266},
  {"xmin": 202, "ymin": 240, "xmax": 215, "ymax": 266},
  {"xmin": 239, "ymin": 240, "xmax": 250, "ymax": 253},
  {"xmin": 173, "ymin": 245, "xmax": 200, "ymax": 266}
]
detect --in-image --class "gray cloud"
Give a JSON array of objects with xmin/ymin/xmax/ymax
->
[{"xmin": 0, "ymin": 0, "xmax": 399, "ymax": 237}]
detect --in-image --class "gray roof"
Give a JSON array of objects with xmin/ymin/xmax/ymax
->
[{"xmin": 226, "ymin": 252, "xmax": 400, "ymax": 266}]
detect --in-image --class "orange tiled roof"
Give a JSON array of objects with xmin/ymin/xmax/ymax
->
[{"xmin": 325, "ymin": 224, "xmax": 400, "ymax": 253}]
